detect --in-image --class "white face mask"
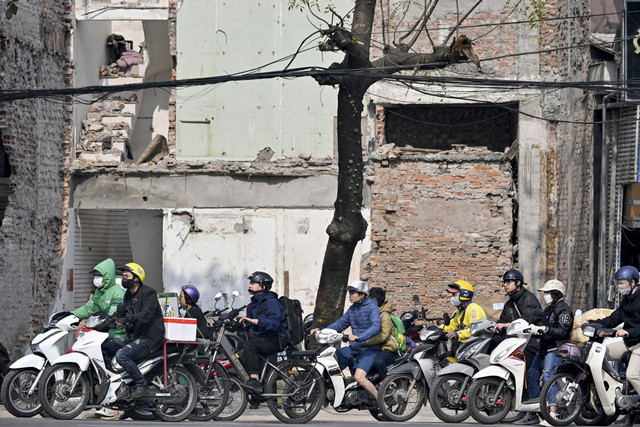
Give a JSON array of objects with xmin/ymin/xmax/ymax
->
[
  {"xmin": 93, "ymin": 275, "xmax": 104, "ymax": 288},
  {"xmin": 450, "ymin": 296, "xmax": 462, "ymax": 307},
  {"xmin": 619, "ymin": 284, "xmax": 631, "ymax": 296},
  {"xmin": 543, "ymin": 293, "xmax": 553, "ymax": 304}
]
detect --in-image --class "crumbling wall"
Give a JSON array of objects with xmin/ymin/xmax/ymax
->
[
  {"xmin": 0, "ymin": 0, "xmax": 71, "ymax": 355},
  {"xmin": 364, "ymin": 148, "xmax": 514, "ymax": 316}
]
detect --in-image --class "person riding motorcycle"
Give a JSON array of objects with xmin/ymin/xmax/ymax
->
[
  {"xmin": 519, "ymin": 279, "xmax": 573, "ymax": 425},
  {"xmin": 439, "ymin": 280, "xmax": 487, "ymax": 343},
  {"xmin": 72, "ymin": 258, "xmax": 126, "ymax": 340},
  {"xmin": 101, "ymin": 263, "xmax": 165, "ymax": 399},
  {"xmin": 239, "ymin": 271, "xmax": 287, "ymax": 395},
  {"xmin": 366, "ymin": 287, "xmax": 398, "ymax": 379},
  {"xmin": 179, "ymin": 285, "xmax": 212, "ymax": 340},
  {"xmin": 312, "ymin": 280, "xmax": 381, "ymax": 399}
]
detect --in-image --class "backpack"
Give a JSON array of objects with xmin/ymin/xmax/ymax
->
[
  {"xmin": 389, "ymin": 313, "xmax": 406, "ymax": 353},
  {"xmin": 278, "ymin": 296, "xmax": 304, "ymax": 347}
]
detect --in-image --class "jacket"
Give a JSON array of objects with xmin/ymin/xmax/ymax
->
[
  {"xmin": 498, "ymin": 287, "xmax": 542, "ymax": 324},
  {"xmin": 440, "ymin": 301, "xmax": 487, "ymax": 342},
  {"xmin": 246, "ymin": 291, "xmax": 287, "ymax": 339},
  {"xmin": 328, "ymin": 297, "xmax": 381, "ymax": 352},
  {"xmin": 114, "ymin": 283, "xmax": 165, "ymax": 352},
  {"xmin": 538, "ymin": 299, "xmax": 573, "ymax": 353},
  {"xmin": 598, "ymin": 288, "xmax": 640, "ymax": 346},
  {"xmin": 72, "ymin": 258, "xmax": 125, "ymax": 339},
  {"xmin": 366, "ymin": 302, "xmax": 398, "ymax": 352},
  {"xmin": 184, "ymin": 305, "xmax": 212, "ymax": 340}
]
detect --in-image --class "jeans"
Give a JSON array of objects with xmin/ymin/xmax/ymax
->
[
  {"xmin": 102, "ymin": 337, "xmax": 150, "ymax": 386},
  {"xmin": 527, "ymin": 350, "xmax": 562, "ymax": 401}
]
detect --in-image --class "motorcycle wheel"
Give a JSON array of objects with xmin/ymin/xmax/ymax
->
[
  {"xmin": 573, "ymin": 381, "xmax": 617, "ymax": 426},
  {"xmin": 376, "ymin": 372, "xmax": 426, "ymax": 422},
  {"xmin": 187, "ymin": 361, "xmax": 230, "ymax": 421},
  {"xmin": 539, "ymin": 372, "xmax": 584, "ymax": 426},
  {"xmin": 467, "ymin": 377, "xmax": 513, "ymax": 424},
  {"xmin": 265, "ymin": 359, "xmax": 325, "ymax": 424},
  {"xmin": 37, "ymin": 363, "xmax": 90, "ymax": 420},
  {"xmin": 123, "ymin": 408, "xmax": 156, "ymax": 420},
  {"xmin": 428, "ymin": 373, "xmax": 469, "ymax": 423},
  {"xmin": 153, "ymin": 365, "xmax": 198, "ymax": 422},
  {"xmin": 1, "ymin": 368, "xmax": 42, "ymax": 417},
  {"xmin": 214, "ymin": 375, "xmax": 248, "ymax": 421}
]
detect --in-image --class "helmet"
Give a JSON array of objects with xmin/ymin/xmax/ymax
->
[
  {"xmin": 615, "ymin": 266, "xmax": 640, "ymax": 284},
  {"xmin": 181, "ymin": 285, "xmax": 200, "ymax": 305},
  {"xmin": 503, "ymin": 269, "xmax": 524, "ymax": 284},
  {"xmin": 538, "ymin": 279, "xmax": 565, "ymax": 296},
  {"xmin": 346, "ymin": 280, "xmax": 369, "ymax": 295},
  {"xmin": 122, "ymin": 263, "xmax": 145, "ymax": 283},
  {"xmin": 248, "ymin": 271, "xmax": 274, "ymax": 291},
  {"xmin": 447, "ymin": 280, "xmax": 474, "ymax": 301}
]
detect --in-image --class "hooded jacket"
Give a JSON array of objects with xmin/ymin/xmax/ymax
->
[
  {"xmin": 498, "ymin": 287, "xmax": 542, "ymax": 324},
  {"xmin": 246, "ymin": 291, "xmax": 287, "ymax": 339},
  {"xmin": 440, "ymin": 301, "xmax": 487, "ymax": 342},
  {"xmin": 598, "ymin": 287, "xmax": 640, "ymax": 346},
  {"xmin": 328, "ymin": 296, "xmax": 381, "ymax": 352},
  {"xmin": 72, "ymin": 258, "xmax": 125, "ymax": 339},
  {"xmin": 366, "ymin": 302, "xmax": 398, "ymax": 352}
]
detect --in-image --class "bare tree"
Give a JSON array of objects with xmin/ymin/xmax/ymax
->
[{"xmin": 295, "ymin": 0, "xmax": 482, "ymax": 328}]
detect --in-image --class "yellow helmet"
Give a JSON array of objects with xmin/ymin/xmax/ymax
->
[
  {"xmin": 122, "ymin": 262, "xmax": 146, "ymax": 283},
  {"xmin": 447, "ymin": 280, "xmax": 474, "ymax": 301}
]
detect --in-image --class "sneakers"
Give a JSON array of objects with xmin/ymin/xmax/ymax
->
[
  {"xmin": 94, "ymin": 407, "xmax": 115, "ymax": 418},
  {"xmin": 130, "ymin": 384, "xmax": 148, "ymax": 399},
  {"xmin": 514, "ymin": 412, "xmax": 541, "ymax": 425},
  {"xmin": 241, "ymin": 379, "xmax": 263, "ymax": 395}
]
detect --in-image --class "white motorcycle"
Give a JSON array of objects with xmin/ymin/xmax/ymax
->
[
  {"xmin": 467, "ymin": 318, "xmax": 545, "ymax": 424},
  {"xmin": 0, "ymin": 310, "xmax": 79, "ymax": 417},
  {"xmin": 37, "ymin": 313, "xmax": 198, "ymax": 421}
]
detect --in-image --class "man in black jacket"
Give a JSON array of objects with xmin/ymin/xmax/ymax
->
[{"xmin": 102, "ymin": 262, "xmax": 165, "ymax": 399}]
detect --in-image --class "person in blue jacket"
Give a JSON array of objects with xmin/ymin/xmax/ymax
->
[
  {"xmin": 239, "ymin": 271, "xmax": 287, "ymax": 394},
  {"xmin": 312, "ymin": 280, "xmax": 381, "ymax": 399}
]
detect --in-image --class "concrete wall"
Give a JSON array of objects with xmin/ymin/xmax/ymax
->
[{"xmin": 0, "ymin": 0, "xmax": 71, "ymax": 355}]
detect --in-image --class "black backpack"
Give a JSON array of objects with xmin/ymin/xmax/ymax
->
[{"xmin": 278, "ymin": 296, "xmax": 304, "ymax": 347}]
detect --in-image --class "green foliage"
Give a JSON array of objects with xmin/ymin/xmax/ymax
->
[
  {"xmin": 288, "ymin": 0, "xmax": 335, "ymax": 13},
  {"xmin": 505, "ymin": 0, "xmax": 546, "ymax": 30},
  {"xmin": 5, "ymin": 0, "xmax": 18, "ymax": 19}
]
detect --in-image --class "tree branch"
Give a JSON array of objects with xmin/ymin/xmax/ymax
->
[{"xmin": 444, "ymin": 0, "xmax": 483, "ymax": 44}]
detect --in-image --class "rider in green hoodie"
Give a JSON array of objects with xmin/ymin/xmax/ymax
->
[{"xmin": 72, "ymin": 258, "xmax": 126, "ymax": 339}]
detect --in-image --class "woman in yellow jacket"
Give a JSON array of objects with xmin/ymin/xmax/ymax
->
[
  {"xmin": 366, "ymin": 287, "xmax": 399, "ymax": 379},
  {"xmin": 440, "ymin": 280, "xmax": 487, "ymax": 342}
]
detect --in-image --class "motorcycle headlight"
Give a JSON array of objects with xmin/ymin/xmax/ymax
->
[
  {"xmin": 456, "ymin": 339, "xmax": 483, "ymax": 361},
  {"xmin": 490, "ymin": 342, "xmax": 520, "ymax": 363}
]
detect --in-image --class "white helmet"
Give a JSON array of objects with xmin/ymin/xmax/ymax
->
[
  {"xmin": 538, "ymin": 279, "xmax": 565, "ymax": 296},
  {"xmin": 347, "ymin": 280, "xmax": 369, "ymax": 295}
]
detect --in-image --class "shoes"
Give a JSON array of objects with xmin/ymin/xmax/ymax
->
[
  {"xmin": 514, "ymin": 412, "xmax": 541, "ymax": 425},
  {"xmin": 241, "ymin": 379, "xmax": 263, "ymax": 395},
  {"xmin": 94, "ymin": 407, "xmax": 115, "ymax": 418},
  {"xmin": 130, "ymin": 384, "xmax": 148, "ymax": 399}
]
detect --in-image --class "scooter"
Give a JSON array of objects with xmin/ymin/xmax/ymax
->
[
  {"xmin": 0, "ymin": 310, "xmax": 78, "ymax": 417},
  {"xmin": 467, "ymin": 318, "xmax": 545, "ymax": 424},
  {"xmin": 537, "ymin": 323, "xmax": 635, "ymax": 426},
  {"xmin": 37, "ymin": 312, "xmax": 199, "ymax": 421}
]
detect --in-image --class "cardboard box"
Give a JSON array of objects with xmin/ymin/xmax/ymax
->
[
  {"xmin": 164, "ymin": 317, "xmax": 197, "ymax": 341},
  {"xmin": 474, "ymin": 294, "xmax": 509, "ymax": 321}
]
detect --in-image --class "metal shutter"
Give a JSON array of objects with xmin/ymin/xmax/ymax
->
[{"xmin": 616, "ymin": 106, "xmax": 640, "ymax": 184}]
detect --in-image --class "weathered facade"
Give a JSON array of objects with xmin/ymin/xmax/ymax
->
[{"xmin": 0, "ymin": 0, "xmax": 72, "ymax": 354}]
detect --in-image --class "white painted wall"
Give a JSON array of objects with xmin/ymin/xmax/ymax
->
[
  {"xmin": 127, "ymin": 209, "xmax": 164, "ymax": 292},
  {"xmin": 162, "ymin": 208, "xmax": 368, "ymax": 316}
]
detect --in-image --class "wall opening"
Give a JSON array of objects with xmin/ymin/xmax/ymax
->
[
  {"xmin": 0, "ymin": 131, "xmax": 11, "ymax": 223},
  {"xmin": 384, "ymin": 102, "xmax": 519, "ymax": 152}
]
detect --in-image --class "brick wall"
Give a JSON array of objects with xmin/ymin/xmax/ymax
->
[
  {"xmin": 364, "ymin": 149, "xmax": 514, "ymax": 317},
  {"xmin": 0, "ymin": 0, "xmax": 72, "ymax": 355}
]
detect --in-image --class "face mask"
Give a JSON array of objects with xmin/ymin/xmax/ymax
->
[
  {"xmin": 121, "ymin": 278, "xmax": 135, "ymax": 289},
  {"xmin": 543, "ymin": 293, "xmax": 553, "ymax": 304},
  {"xmin": 450, "ymin": 296, "xmax": 462, "ymax": 307},
  {"xmin": 619, "ymin": 284, "xmax": 631, "ymax": 296},
  {"xmin": 93, "ymin": 276, "xmax": 104, "ymax": 288}
]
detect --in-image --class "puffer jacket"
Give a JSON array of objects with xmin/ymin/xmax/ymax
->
[
  {"xmin": 498, "ymin": 287, "xmax": 542, "ymax": 324},
  {"xmin": 72, "ymin": 258, "xmax": 126, "ymax": 339},
  {"xmin": 328, "ymin": 297, "xmax": 381, "ymax": 352},
  {"xmin": 246, "ymin": 291, "xmax": 287, "ymax": 340},
  {"xmin": 366, "ymin": 302, "xmax": 398, "ymax": 352}
]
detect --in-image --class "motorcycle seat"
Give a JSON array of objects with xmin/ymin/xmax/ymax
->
[{"xmin": 289, "ymin": 350, "xmax": 319, "ymax": 358}]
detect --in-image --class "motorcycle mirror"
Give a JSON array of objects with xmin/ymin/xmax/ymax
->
[
  {"xmin": 231, "ymin": 290, "xmax": 240, "ymax": 308},
  {"xmin": 443, "ymin": 312, "xmax": 451, "ymax": 326},
  {"xmin": 215, "ymin": 292, "xmax": 222, "ymax": 301},
  {"xmin": 412, "ymin": 295, "xmax": 420, "ymax": 305}
]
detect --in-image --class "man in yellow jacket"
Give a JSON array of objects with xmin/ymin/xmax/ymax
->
[{"xmin": 440, "ymin": 280, "xmax": 487, "ymax": 342}]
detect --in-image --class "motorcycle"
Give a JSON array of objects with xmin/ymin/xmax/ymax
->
[
  {"xmin": 375, "ymin": 322, "xmax": 447, "ymax": 421},
  {"xmin": 537, "ymin": 323, "xmax": 633, "ymax": 426},
  {"xmin": 37, "ymin": 312, "xmax": 199, "ymax": 421},
  {"xmin": 0, "ymin": 310, "xmax": 78, "ymax": 417},
  {"xmin": 467, "ymin": 318, "xmax": 545, "ymax": 424},
  {"xmin": 400, "ymin": 295, "xmax": 428, "ymax": 346},
  {"xmin": 0, "ymin": 341, "xmax": 10, "ymax": 405}
]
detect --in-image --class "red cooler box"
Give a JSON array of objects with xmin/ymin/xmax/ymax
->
[{"xmin": 163, "ymin": 317, "xmax": 197, "ymax": 341}]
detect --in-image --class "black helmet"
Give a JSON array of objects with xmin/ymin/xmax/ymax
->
[
  {"xmin": 503, "ymin": 269, "xmax": 524, "ymax": 284},
  {"xmin": 248, "ymin": 271, "xmax": 274, "ymax": 291}
]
